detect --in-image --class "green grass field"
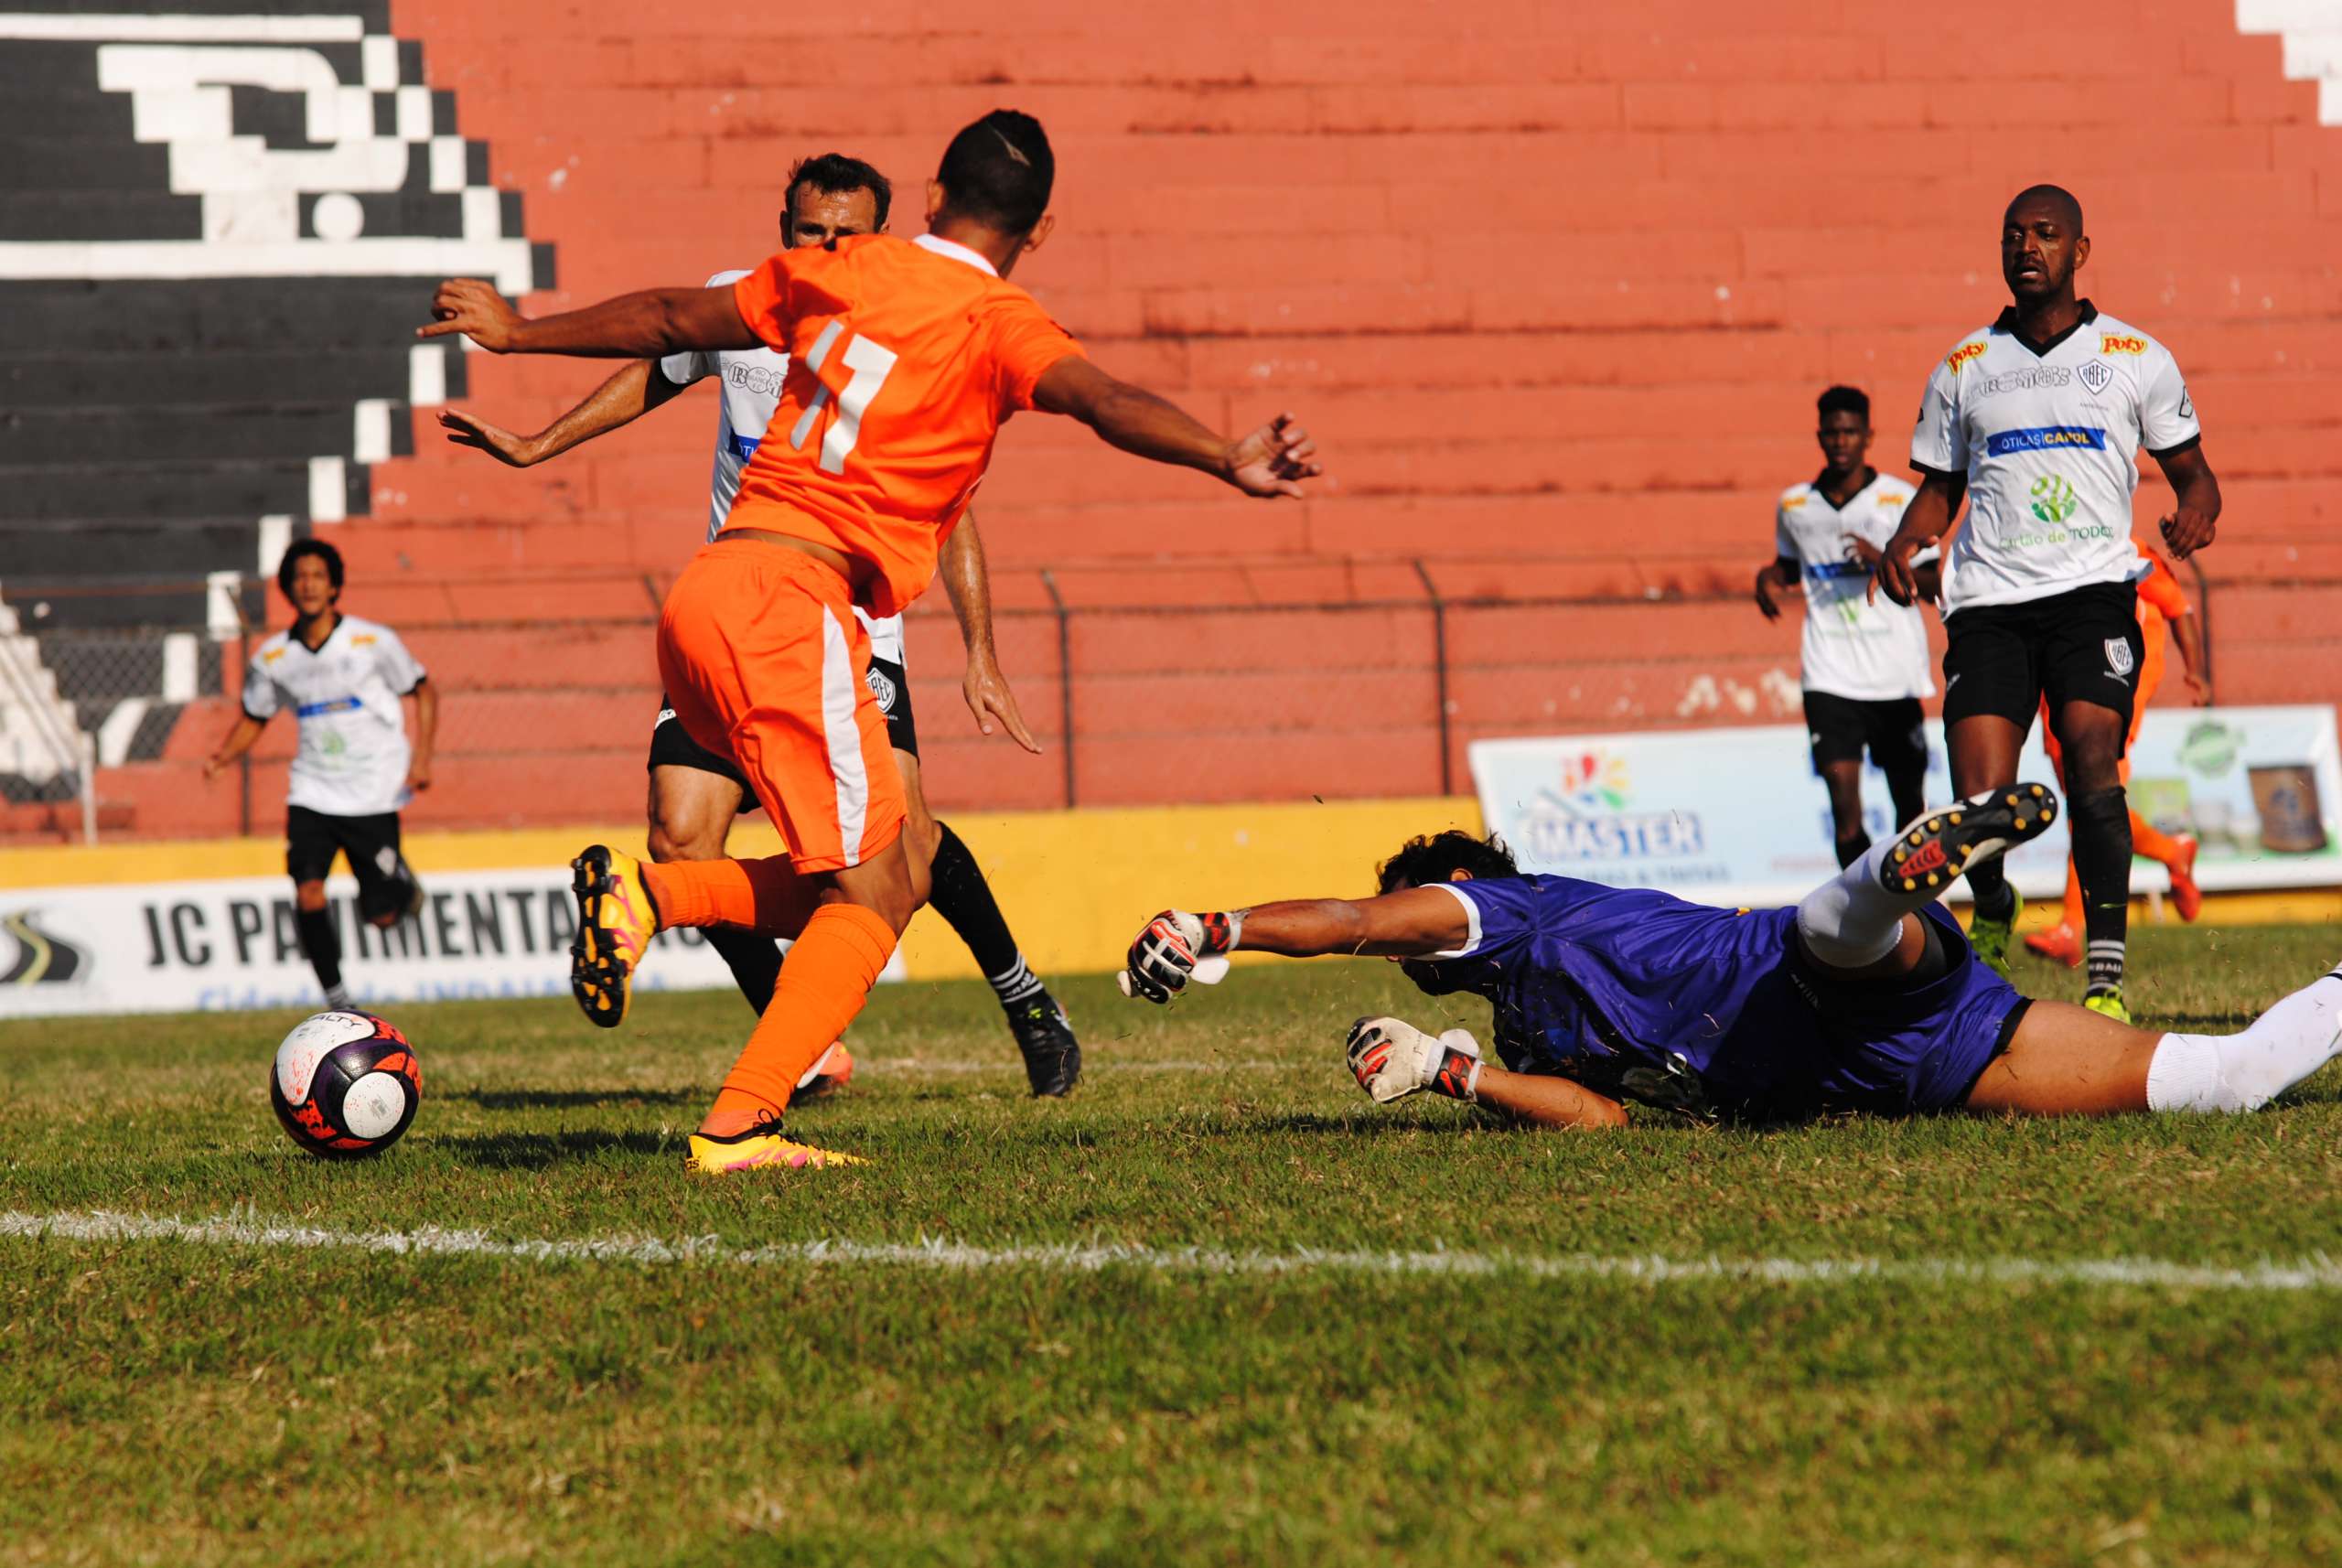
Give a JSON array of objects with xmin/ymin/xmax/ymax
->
[{"xmin": 6, "ymin": 923, "xmax": 2342, "ymax": 1566}]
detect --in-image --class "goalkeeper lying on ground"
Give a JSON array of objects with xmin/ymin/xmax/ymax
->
[{"xmin": 1118, "ymin": 784, "xmax": 2342, "ymax": 1126}]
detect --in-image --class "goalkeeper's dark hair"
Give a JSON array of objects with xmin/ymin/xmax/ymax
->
[
  {"xmin": 1817, "ymin": 384, "xmax": 1870, "ymax": 424},
  {"xmin": 1376, "ymin": 831, "xmax": 1521, "ymax": 894},
  {"xmin": 783, "ymin": 152, "xmax": 892, "ymax": 231},
  {"xmin": 276, "ymin": 537, "xmax": 344, "ymax": 600},
  {"xmin": 934, "ymin": 110, "xmax": 1054, "ymax": 234}
]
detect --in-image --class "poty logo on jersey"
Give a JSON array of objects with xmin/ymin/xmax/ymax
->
[
  {"xmin": 1946, "ymin": 342, "xmax": 1988, "ymax": 373},
  {"xmin": 2100, "ymin": 335, "xmax": 2148, "ymax": 355},
  {"xmin": 1986, "ymin": 425, "xmax": 2107, "ymax": 456}
]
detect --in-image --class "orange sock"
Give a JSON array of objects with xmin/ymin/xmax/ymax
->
[
  {"xmin": 2058, "ymin": 855, "xmax": 2084, "ymax": 933},
  {"xmin": 705, "ymin": 902, "xmax": 897, "ymax": 1129},
  {"xmin": 641, "ymin": 854, "xmax": 818, "ymax": 935},
  {"xmin": 2131, "ymin": 809, "xmax": 2185, "ymax": 869}
]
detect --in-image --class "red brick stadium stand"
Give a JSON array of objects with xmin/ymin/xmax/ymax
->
[{"xmin": 15, "ymin": 0, "xmax": 2342, "ymax": 836}]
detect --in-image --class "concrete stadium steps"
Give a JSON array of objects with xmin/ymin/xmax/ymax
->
[{"xmin": 16, "ymin": 0, "xmax": 2342, "ymax": 836}]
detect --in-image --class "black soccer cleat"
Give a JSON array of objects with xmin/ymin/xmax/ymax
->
[
  {"xmin": 1008, "ymin": 993, "xmax": 1082, "ymax": 1097},
  {"xmin": 1881, "ymin": 781, "xmax": 2059, "ymax": 895}
]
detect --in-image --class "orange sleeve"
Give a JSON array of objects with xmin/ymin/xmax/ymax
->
[
  {"xmin": 730, "ymin": 252, "xmax": 800, "ymax": 353},
  {"xmin": 2139, "ymin": 559, "xmax": 2190, "ymax": 619},
  {"xmin": 989, "ymin": 294, "xmax": 1085, "ymax": 412}
]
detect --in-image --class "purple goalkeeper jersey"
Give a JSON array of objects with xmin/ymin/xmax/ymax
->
[{"xmin": 1420, "ymin": 875, "xmax": 2025, "ymax": 1120}]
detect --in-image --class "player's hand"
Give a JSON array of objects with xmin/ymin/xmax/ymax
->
[
  {"xmin": 2159, "ymin": 509, "xmax": 2216, "ymax": 561},
  {"xmin": 1873, "ymin": 536, "xmax": 1922, "ymax": 607},
  {"xmin": 420, "ymin": 278, "xmax": 522, "ymax": 351},
  {"xmin": 201, "ymin": 754, "xmax": 229, "ymax": 783},
  {"xmin": 1222, "ymin": 413, "xmax": 1320, "ymax": 499},
  {"xmin": 1841, "ymin": 532, "xmax": 1884, "ymax": 569},
  {"xmin": 403, "ymin": 757, "xmax": 434, "ymax": 794},
  {"xmin": 2186, "ymin": 671, "xmax": 2211, "ymax": 707},
  {"xmin": 438, "ymin": 407, "xmax": 541, "ymax": 467},
  {"xmin": 1117, "ymin": 909, "xmax": 1240, "ymax": 1003},
  {"xmin": 1753, "ymin": 567, "xmax": 1782, "ymax": 621},
  {"xmin": 1345, "ymin": 1016, "xmax": 1482, "ymax": 1104},
  {"xmin": 963, "ymin": 654, "xmax": 1041, "ymax": 754}
]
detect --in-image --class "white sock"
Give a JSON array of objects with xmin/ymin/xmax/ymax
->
[
  {"xmin": 2146, "ymin": 969, "xmax": 2342, "ymax": 1114},
  {"xmin": 1796, "ymin": 834, "xmax": 1932, "ymax": 970}
]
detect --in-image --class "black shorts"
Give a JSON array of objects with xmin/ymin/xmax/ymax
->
[
  {"xmin": 286, "ymin": 805, "xmax": 416, "ymax": 922},
  {"xmin": 1942, "ymin": 580, "xmax": 2142, "ymax": 742},
  {"xmin": 1803, "ymin": 691, "xmax": 1927, "ymax": 773},
  {"xmin": 646, "ymin": 659, "xmax": 919, "ymax": 804}
]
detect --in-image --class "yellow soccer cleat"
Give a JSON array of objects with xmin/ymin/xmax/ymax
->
[
  {"xmin": 684, "ymin": 1116, "xmax": 868, "ymax": 1175},
  {"xmin": 2084, "ymin": 988, "xmax": 2133, "ymax": 1025},
  {"xmin": 569, "ymin": 843, "xmax": 660, "ymax": 1029}
]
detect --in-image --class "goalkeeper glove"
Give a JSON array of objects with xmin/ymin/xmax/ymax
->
[
  {"xmin": 1117, "ymin": 909, "xmax": 1241, "ymax": 1004},
  {"xmin": 1346, "ymin": 1016, "xmax": 1483, "ymax": 1104}
]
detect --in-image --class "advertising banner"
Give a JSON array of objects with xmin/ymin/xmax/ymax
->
[
  {"xmin": 1469, "ymin": 705, "xmax": 2342, "ymax": 909},
  {"xmin": 0, "ymin": 865, "xmax": 905, "ymax": 1019}
]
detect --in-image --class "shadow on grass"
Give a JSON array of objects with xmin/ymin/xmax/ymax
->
[
  {"xmin": 433, "ymin": 1129, "xmax": 673, "ymax": 1168},
  {"xmin": 441, "ymin": 1087, "xmax": 703, "ymax": 1111}
]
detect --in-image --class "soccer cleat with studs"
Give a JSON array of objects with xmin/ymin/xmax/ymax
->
[
  {"xmin": 568, "ymin": 843, "xmax": 661, "ymax": 1030},
  {"xmin": 2083, "ymin": 988, "xmax": 2133, "ymax": 1025},
  {"xmin": 684, "ymin": 1114, "xmax": 867, "ymax": 1175},
  {"xmin": 1008, "ymin": 993, "xmax": 1082, "ymax": 1097},
  {"xmin": 1881, "ymin": 782, "xmax": 2059, "ymax": 896}
]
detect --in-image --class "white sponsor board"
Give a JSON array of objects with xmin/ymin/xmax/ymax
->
[
  {"xmin": 1470, "ymin": 706, "xmax": 2342, "ymax": 909},
  {"xmin": 0, "ymin": 864, "xmax": 904, "ymax": 1019}
]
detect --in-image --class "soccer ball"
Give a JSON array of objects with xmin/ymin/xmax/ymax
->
[{"xmin": 270, "ymin": 1011, "xmax": 421, "ymax": 1158}]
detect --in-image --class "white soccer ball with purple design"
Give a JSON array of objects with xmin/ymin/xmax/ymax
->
[{"xmin": 269, "ymin": 1011, "xmax": 421, "ymax": 1158}]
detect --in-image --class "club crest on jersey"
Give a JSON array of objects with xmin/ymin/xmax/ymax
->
[
  {"xmin": 865, "ymin": 665, "xmax": 898, "ymax": 711},
  {"xmin": 2105, "ymin": 638, "xmax": 2135, "ymax": 678},
  {"xmin": 2079, "ymin": 360, "xmax": 2113, "ymax": 394}
]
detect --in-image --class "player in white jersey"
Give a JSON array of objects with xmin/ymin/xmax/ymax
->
[
  {"xmin": 1754, "ymin": 385, "xmax": 1936, "ymax": 868},
  {"xmin": 201, "ymin": 539, "xmax": 437, "ymax": 1011},
  {"xmin": 1878, "ymin": 185, "xmax": 2222, "ymax": 1020},
  {"xmin": 437, "ymin": 154, "xmax": 1083, "ymax": 1093}
]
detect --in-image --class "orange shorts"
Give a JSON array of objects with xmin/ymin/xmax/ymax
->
[{"xmin": 657, "ymin": 539, "xmax": 905, "ymax": 874}]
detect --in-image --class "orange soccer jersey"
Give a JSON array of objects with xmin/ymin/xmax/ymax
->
[{"xmin": 723, "ymin": 232, "xmax": 1085, "ymax": 618}]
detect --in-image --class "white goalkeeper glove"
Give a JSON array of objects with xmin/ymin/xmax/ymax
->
[
  {"xmin": 1345, "ymin": 1016, "xmax": 1483, "ymax": 1104},
  {"xmin": 1117, "ymin": 908, "xmax": 1241, "ymax": 1004}
]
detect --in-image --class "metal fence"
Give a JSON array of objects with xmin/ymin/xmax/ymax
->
[{"xmin": 0, "ymin": 554, "xmax": 2248, "ymax": 840}]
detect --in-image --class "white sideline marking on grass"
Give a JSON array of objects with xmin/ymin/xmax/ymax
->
[{"xmin": 6, "ymin": 1210, "xmax": 2340, "ymax": 1293}]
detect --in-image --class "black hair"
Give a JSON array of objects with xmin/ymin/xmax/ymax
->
[
  {"xmin": 1376, "ymin": 830, "xmax": 1521, "ymax": 894},
  {"xmin": 933, "ymin": 110, "xmax": 1054, "ymax": 234},
  {"xmin": 2005, "ymin": 182, "xmax": 2084, "ymax": 235},
  {"xmin": 784, "ymin": 152, "xmax": 892, "ymax": 231},
  {"xmin": 1817, "ymin": 384, "xmax": 1869, "ymax": 424},
  {"xmin": 276, "ymin": 537, "xmax": 344, "ymax": 600}
]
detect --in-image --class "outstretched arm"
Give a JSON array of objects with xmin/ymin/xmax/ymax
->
[
  {"xmin": 2153, "ymin": 445, "xmax": 2221, "ymax": 561},
  {"xmin": 1873, "ymin": 468, "xmax": 1965, "ymax": 606},
  {"xmin": 1031, "ymin": 356, "xmax": 1320, "ymax": 498},
  {"xmin": 403, "ymin": 677, "xmax": 437, "ymax": 795},
  {"xmin": 440, "ymin": 359, "xmax": 691, "ymax": 467},
  {"xmin": 1118, "ymin": 888, "xmax": 1467, "ymax": 1002},
  {"xmin": 420, "ymin": 278, "xmax": 757, "ymax": 359},
  {"xmin": 939, "ymin": 515, "xmax": 1039, "ymax": 753}
]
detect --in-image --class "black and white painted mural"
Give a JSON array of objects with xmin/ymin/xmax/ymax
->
[{"xmin": 0, "ymin": 2, "xmax": 549, "ymax": 800}]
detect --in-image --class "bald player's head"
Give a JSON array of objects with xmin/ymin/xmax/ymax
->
[{"xmin": 2001, "ymin": 184, "xmax": 2089, "ymax": 304}]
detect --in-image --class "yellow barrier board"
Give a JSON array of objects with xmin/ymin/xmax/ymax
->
[{"xmin": 0, "ymin": 797, "xmax": 1490, "ymax": 983}]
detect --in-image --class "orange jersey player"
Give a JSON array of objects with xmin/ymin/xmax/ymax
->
[
  {"xmin": 423, "ymin": 111, "xmax": 1320, "ymax": 1174},
  {"xmin": 2027, "ymin": 544, "xmax": 2211, "ymax": 969}
]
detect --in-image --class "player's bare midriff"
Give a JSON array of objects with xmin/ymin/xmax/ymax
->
[{"xmin": 714, "ymin": 528, "xmax": 870, "ymax": 598}]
